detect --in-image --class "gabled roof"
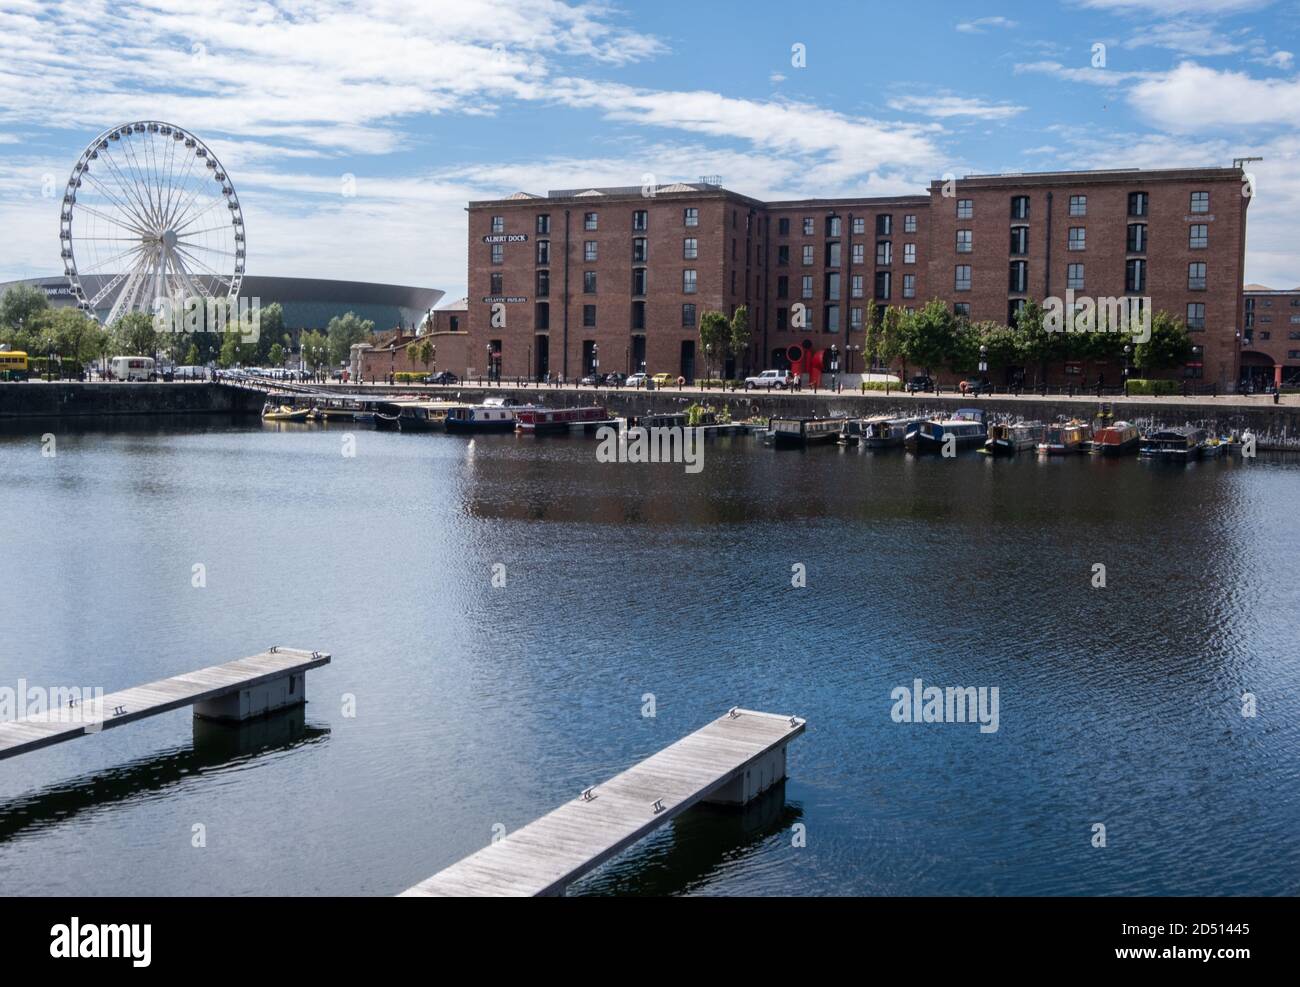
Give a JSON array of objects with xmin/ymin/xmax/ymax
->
[{"xmin": 505, "ymin": 191, "xmax": 541, "ymax": 200}]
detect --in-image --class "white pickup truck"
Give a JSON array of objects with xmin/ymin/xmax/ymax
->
[{"xmin": 744, "ymin": 369, "xmax": 793, "ymax": 390}]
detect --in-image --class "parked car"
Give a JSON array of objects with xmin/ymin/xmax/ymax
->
[
  {"xmin": 744, "ymin": 369, "xmax": 792, "ymax": 390},
  {"xmin": 959, "ymin": 377, "xmax": 994, "ymax": 395},
  {"xmin": 905, "ymin": 374, "xmax": 934, "ymax": 393},
  {"xmin": 579, "ymin": 372, "xmax": 605, "ymax": 386},
  {"xmin": 429, "ymin": 371, "xmax": 458, "ymax": 385},
  {"xmin": 603, "ymin": 372, "xmax": 627, "ymax": 386},
  {"xmin": 652, "ymin": 373, "xmax": 675, "ymax": 388},
  {"xmin": 626, "ymin": 372, "xmax": 649, "ymax": 388}
]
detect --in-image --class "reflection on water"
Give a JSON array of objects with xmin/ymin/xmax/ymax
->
[{"xmin": 0, "ymin": 422, "xmax": 1297, "ymax": 896}]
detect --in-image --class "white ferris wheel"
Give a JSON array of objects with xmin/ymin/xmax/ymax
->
[{"xmin": 59, "ymin": 121, "xmax": 245, "ymax": 326}]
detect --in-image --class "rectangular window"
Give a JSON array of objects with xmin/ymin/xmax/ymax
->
[
  {"xmin": 802, "ymin": 244, "xmax": 814, "ymax": 265},
  {"xmin": 1127, "ymin": 224, "xmax": 1147, "ymax": 253},
  {"xmin": 957, "ymin": 199, "xmax": 973, "ymax": 219},
  {"xmin": 684, "ymin": 207, "xmax": 698, "ymax": 227},
  {"xmin": 1068, "ymin": 227, "xmax": 1086, "ymax": 251},
  {"xmin": 535, "ymin": 270, "xmax": 549, "ymax": 296},
  {"xmin": 1008, "ymin": 299, "xmax": 1025, "ymax": 325},
  {"xmin": 776, "ymin": 307, "xmax": 788, "ymax": 330},
  {"xmin": 490, "ymin": 273, "xmax": 503, "ymax": 294},
  {"xmin": 875, "ymin": 271, "xmax": 891, "ymax": 300},
  {"xmin": 954, "ymin": 302, "xmax": 971, "ymax": 318},
  {"xmin": 683, "ymin": 237, "xmax": 698, "ymax": 259},
  {"xmin": 491, "ymin": 243, "xmax": 504, "ymax": 264},
  {"xmin": 682, "ymin": 303, "xmax": 696, "ymax": 327},
  {"xmin": 852, "ymin": 217, "xmax": 865, "ymax": 235},
  {"xmin": 1009, "ymin": 261, "xmax": 1028, "ymax": 293},
  {"xmin": 904, "ymin": 243, "xmax": 916, "ymax": 264},
  {"xmin": 876, "ymin": 214, "xmax": 893, "ymax": 236},
  {"xmin": 904, "ymin": 214, "xmax": 917, "ymax": 233},
  {"xmin": 491, "ymin": 215, "xmax": 504, "ymax": 234},
  {"xmin": 777, "ymin": 275, "xmax": 789, "ymax": 298},
  {"xmin": 1188, "ymin": 262, "xmax": 1207, "ymax": 291},
  {"xmin": 851, "ymin": 274, "xmax": 864, "ymax": 298},
  {"xmin": 1190, "ymin": 191, "xmax": 1209, "ymax": 214},
  {"xmin": 1186, "ymin": 303, "xmax": 1205, "ymax": 329},
  {"xmin": 584, "ymin": 211, "xmax": 598, "ymax": 230},
  {"xmin": 584, "ymin": 240, "xmax": 597, "ymax": 262},
  {"xmin": 851, "ymin": 306, "xmax": 863, "ymax": 328},
  {"xmin": 826, "ymin": 216, "xmax": 842, "ymax": 237},
  {"xmin": 1126, "ymin": 259, "xmax": 1146, "ymax": 292},
  {"xmin": 826, "ymin": 242, "xmax": 842, "ymax": 267},
  {"xmin": 632, "ymin": 209, "xmax": 647, "ymax": 231},
  {"xmin": 632, "ymin": 268, "xmax": 647, "ymax": 295},
  {"xmin": 1010, "ymin": 226, "xmax": 1028, "ymax": 255},
  {"xmin": 826, "ymin": 272, "xmax": 841, "ymax": 301},
  {"xmin": 632, "ymin": 301, "xmax": 645, "ymax": 331},
  {"xmin": 1189, "ymin": 224, "xmax": 1208, "ymax": 249},
  {"xmin": 536, "ymin": 240, "xmax": 549, "ymax": 264},
  {"xmin": 777, "ymin": 245, "xmax": 789, "ymax": 265},
  {"xmin": 682, "ymin": 269, "xmax": 697, "ymax": 294},
  {"xmin": 1128, "ymin": 192, "xmax": 1148, "ymax": 217},
  {"xmin": 825, "ymin": 306, "xmax": 840, "ymax": 332},
  {"xmin": 1067, "ymin": 263, "xmax": 1084, "ymax": 291},
  {"xmin": 633, "ymin": 237, "xmax": 647, "ymax": 262},
  {"xmin": 955, "ymin": 265, "xmax": 972, "ymax": 291},
  {"xmin": 956, "ymin": 229, "xmax": 973, "ymax": 253},
  {"xmin": 1069, "ymin": 195, "xmax": 1087, "ymax": 217},
  {"xmin": 852, "ymin": 243, "xmax": 865, "ymax": 264},
  {"xmin": 536, "ymin": 214, "xmax": 550, "ymax": 234},
  {"xmin": 903, "ymin": 274, "xmax": 916, "ymax": 299},
  {"xmin": 802, "ymin": 275, "xmax": 813, "ymax": 299},
  {"xmin": 803, "ymin": 217, "xmax": 815, "ymax": 235},
  {"xmin": 1011, "ymin": 196, "xmax": 1030, "ymax": 220},
  {"xmin": 876, "ymin": 241, "xmax": 892, "ymax": 265},
  {"xmin": 583, "ymin": 271, "xmax": 597, "ymax": 293},
  {"xmin": 582, "ymin": 304, "xmax": 596, "ymax": 327},
  {"xmin": 778, "ymin": 217, "xmax": 790, "ymax": 236}
]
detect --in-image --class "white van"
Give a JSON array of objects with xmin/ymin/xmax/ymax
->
[{"xmin": 109, "ymin": 356, "xmax": 156, "ymax": 381}]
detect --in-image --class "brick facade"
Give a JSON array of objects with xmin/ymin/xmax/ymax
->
[
  {"xmin": 464, "ymin": 168, "xmax": 1250, "ymax": 388},
  {"xmin": 1242, "ymin": 286, "xmax": 1300, "ymax": 387}
]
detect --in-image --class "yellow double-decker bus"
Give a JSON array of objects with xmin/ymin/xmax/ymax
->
[{"xmin": 0, "ymin": 351, "xmax": 28, "ymax": 381}]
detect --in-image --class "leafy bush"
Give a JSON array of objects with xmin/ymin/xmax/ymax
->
[
  {"xmin": 394, "ymin": 372, "xmax": 425, "ymax": 382},
  {"xmin": 1125, "ymin": 378, "xmax": 1180, "ymax": 395},
  {"xmin": 860, "ymin": 381, "xmax": 901, "ymax": 392}
]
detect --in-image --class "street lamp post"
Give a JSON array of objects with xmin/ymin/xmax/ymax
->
[
  {"xmin": 1123, "ymin": 344, "xmax": 1132, "ymax": 397},
  {"xmin": 830, "ymin": 344, "xmax": 839, "ymax": 391},
  {"xmin": 486, "ymin": 343, "xmax": 493, "ymax": 384}
]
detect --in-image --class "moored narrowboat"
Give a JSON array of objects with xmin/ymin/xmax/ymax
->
[
  {"xmin": 444, "ymin": 397, "xmax": 526, "ymax": 433},
  {"xmin": 984, "ymin": 422, "xmax": 1045, "ymax": 456},
  {"xmin": 1140, "ymin": 426, "xmax": 1207, "ymax": 460},
  {"xmin": 1037, "ymin": 421, "xmax": 1091, "ymax": 455},
  {"xmin": 516, "ymin": 405, "xmax": 610, "ymax": 433},
  {"xmin": 768, "ymin": 416, "xmax": 848, "ymax": 447},
  {"xmin": 905, "ymin": 408, "xmax": 987, "ymax": 452},
  {"xmin": 1091, "ymin": 421, "xmax": 1142, "ymax": 455}
]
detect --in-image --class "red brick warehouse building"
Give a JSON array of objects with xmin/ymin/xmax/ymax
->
[{"xmin": 465, "ymin": 166, "xmax": 1249, "ymax": 388}]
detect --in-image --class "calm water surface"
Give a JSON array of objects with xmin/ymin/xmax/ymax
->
[{"xmin": 1, "ymin": 420, "xmax": 1297, "ymax": 895}]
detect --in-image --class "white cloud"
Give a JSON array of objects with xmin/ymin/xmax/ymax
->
[
  {"xmin": 1128, "ymin": 61, "xmax": 1300, "ymax": 129},
  {"xmin": 888, "ymin": 94, "xmax": 1026, "ymax": 121},
  {"xmin": 1121, "ymin": 22, "xmax": 1250, "ymax": 56},
  {"xmin": 1015, "ymin": 61, "xmax": 1154, "ymax": 86},
  {"xmin": 1076, "ymin": 0, "xmax": 1272, "ymax": 12},
  {"xmin": 956, "ymin": 17, "xmax": 1018, "ymax": 33}
]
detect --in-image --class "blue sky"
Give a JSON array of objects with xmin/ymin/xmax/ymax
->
[{"xmin": 1, "ymin": 0, "xmax": 1298, "ymax": 299}]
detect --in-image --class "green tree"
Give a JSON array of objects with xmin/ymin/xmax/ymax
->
[
  {"xmin": 300, "ymin": 330, "xmax": 329, "ymax": 371},
  {"xmin": 902, "ymin": 299, "xmax": 957, "ymax": 376},
  {"xmin": 326, "ymin": 311, "xmax": 374, "ymax": 367},
  {"xmin": 0, "ymin": 284, "xmax": 51, "ymax": 343},
  {"xmin": 268, "ymin": 342, "xmax": 285, "ymax": 366},
  {"xmin": 184, "ymin": 342, "xmax": 200, "ymax": 366},
  {"xmin": 413, "ymin": 338, "xmax": 434, "ymax": 373},
  {"xmin": 31, "ymin": 308, "xmax": 108, "ymax": 367},
  {"xmin": 1015, "ymin": 299, "xmax": 1066, "ymax": 387},
  {"xmin": 698, "ymin": 310, "xmax": 728, "ymax": 379},
  {"xmin": 111, "ymin": 311, "xmax": 158, "ymax": 358},
  {"xmin": 1134, "ymin": 310, "xmax": 1193, "ymax": 375},
  {"xmin": 255, "ymin": 302, "xmax": 285, "ymax": 361},
  {"xmin": 728, "ymin": 305, "xmax": 751, "ymax": 375}
]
